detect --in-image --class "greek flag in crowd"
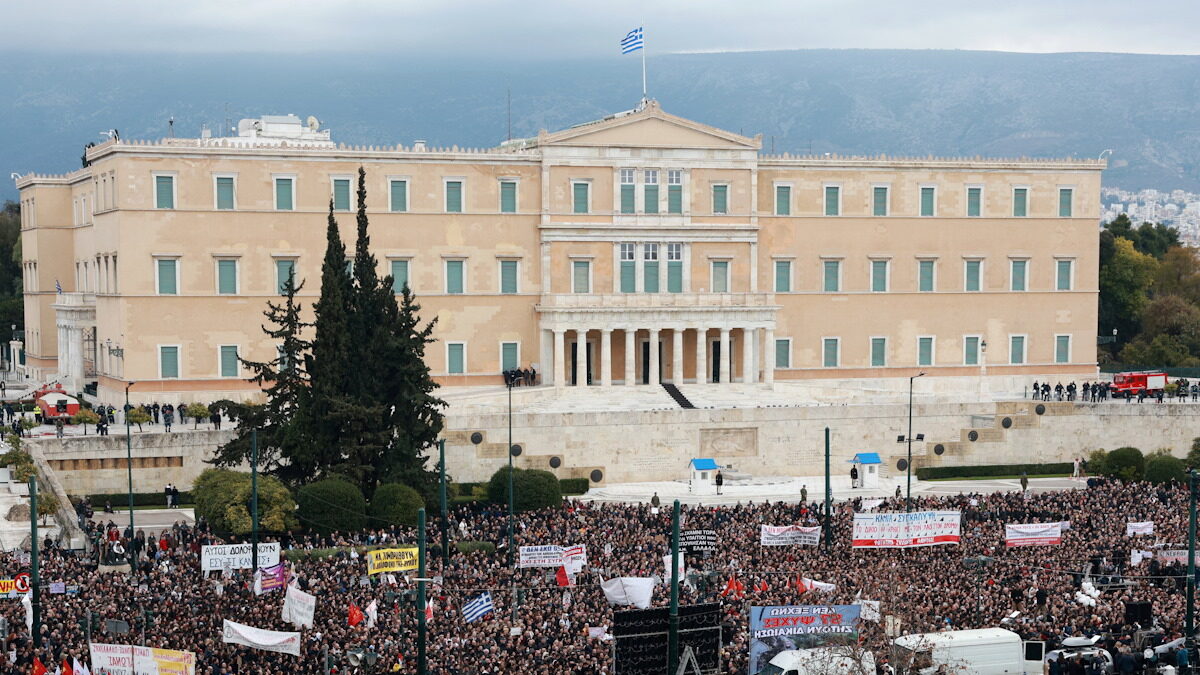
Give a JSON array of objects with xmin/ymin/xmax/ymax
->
[
  {"xmin": 462, "ymin": 592, "xmax": 494, "ymax": 623},
  {"xmin": 620, "ymin": 27, "xmax": 644, "ymax": 54}
]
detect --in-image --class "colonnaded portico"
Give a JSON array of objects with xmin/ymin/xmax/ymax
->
[{"xmin": 537, "ymin": 292, "xmax": 778, "ymax": 386}]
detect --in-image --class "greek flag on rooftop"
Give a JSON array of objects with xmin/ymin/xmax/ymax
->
[
  {"xmin": 461, "ymin": 592, "xmax": 494, "ymax": 623},
  {"xmin": 620, "ymin": 27, "xmax": 644, "ymax": 54}
]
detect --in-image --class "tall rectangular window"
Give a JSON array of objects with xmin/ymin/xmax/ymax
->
[
  {"xmin": 390, "ymin": 259, "xmax": 409, "ymax": 293},
  {"xmin": 918, "ymin": 260, "xmax": 935, "ymax": 292},
  {"xmin": 967, "ymin": 187, "xmax": 982, "ymax": 217},
  {"xmin": 824, "ymin": 185, "xmax": 840, "ymax": 216},
  {"xmin": 275, "ymin": 177, "xmax": 294, "ymax": 211},
  {"xmin": 332, "ymin": 178, "xmax": 351, "ymax": 211},
  {"xmin": 572, "ymin": 260, "xmax": 590, "ymax": 293},
  {"xmin": 964, "ymin": 336, "xmax": 980, "ymax": 365},
  {"xmin": 822, "ymin": 338, "xmax": 839, "ymax": 368},
  {"xmin": 873, "ymin": 186, "xmax": 888, "ymax": 216},
  {"xmin": 445, "ymin": 181, "xmax": 463, "ymax": 213},
  {"xmin": 964, "ymin": 259, "xmax": 981, "ymax": 292},
  {"xmin": 1011, "ymin": 260, "xmax": 1027, "ymax": 291},
  {"xmin": 275, "ymin": 259, "xmax": 295, "ymax": 294},
  {"xmin": 389, "ymin": 179, "xmax": 408, "ymax": 212},
  {"xmin": 775, "ymin": 185, "xmax": 791, "ymax": 216},
  {"xmin": 774, "ymin": 260, "xmax": 791, "ymax": 293},
  {"xmin": 501, "ymin": 342, "xmax": 519, "ymax": 372},
  {"xmin": 620, "ymin": 169, "xmax": 635, "ymax": 214},
  {"xmin": 447, "ymin": 343, "xmax": 465, "ymax": 374},
  {"xmin": 1012, "ymin": 188, "xmax": 1028, "ymax": 217},
  {"xmin": 871, "ymin": 260, "xmax": 888, "ymax": 293},
  {"xmin": 823, "ymin": 260, "xmax": 840, "ymax": 292},
  {"xmin": 155, "ymin": 175, "xmax": 175, "ymax": 209},
  {"xmin": 644, "ymin": 170, "xmax": 659, "ymax": 214},
  {"xmin": 871, "ymin": 337, "xmax": 887, "ymax": 367},
  {"xmin": 156, "ymin": 259, "xmax": 177, "ymax": 295},
  {"xmin": 499, "ymin": 260, "xmax": 518, "ymax": 294},
  {"xmin": 215, "ymin": 176, "xmax": 235, "ymax": 210},
  {"xmin": 217, "ymin": 259, "xmax": 238, "ymax": 295},
  {"xmin": 1010, "ymin": 335, "xmax": 1026, "ymax": 365},
  {"xmin": 918, "ymin": 337, "xmax": 934, "ymax": 366},
  {"xmin": 667, "ymin": 243, "xmax": 683, "ymax": 293},
  {"xmin": 1056, "ymin": 259, "xmax": 1073, "ymax": 290},
  {"xmin": 643, "ymin": 244, "xmax": 659, "ymax": 293},
  {"xmin": 159, "ymin": 346, "xmax": 179, "ymax": 379},
  {"xmin": 712, "ymin": 185, "xmax": 728, "ymax": 214},
  {"xmin": 1055, "ymin": 335, "xmax": 1071, "ymax": 363},
  {"xmin": 572, "ymin": 182, "xmax": 589, "ymax": 214},
  {"xmin": 712, "ymin": 261, "xmax": 729, "ymax": 293},
  {"xmin": 920, "ymin": 187, "xmax": 936, "ymax": 217},
  {"xmin": 667, "ymin": 170, "xmax": 683, "ymax": 214},
  {"xmin": 220, "ymin": 345, "xmax": 239, "ymax": 378},
  {"xmin": 446, "ymin": 260, "xmax": 464, "ymax": 294},
  {"xmin": 619, "ymin": 243, "xmax": 636, "ymax": 293},
  {"xmin": 500, "ymin": 181, "xmax": 517, "ymax": 213},
  {"xmin": 1059, "ymin": 188, "xmax": 1073, "ymax": 217},
  {"xmin": 775, "ymin": 339, "xmax": 791, "ymax": 369}
]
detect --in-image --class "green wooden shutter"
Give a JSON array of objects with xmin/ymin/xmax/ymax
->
[
  {"xmin": 644, "ymin": 185, "xmax": 659, "ymax": 214},
  {"xmin": 1057, "ymin": 260, "xmax": 1072, "ymax": 290},
  {"xmin": 572, "ymin": 183, "xmax": 589, "ymax": 214},
  {"xmin": 620, "ymin": 261, "xmax": 635, "ymax": 293},
  {"xmin": 500, "ymin": 181, "xmax": 517, "ymax": 213},
  {"xmin": 967, "ymin": 187, "xmax": 981, "ymax": 217},
  {"xmin": 390, "ymin": 180, "xmax": 408, "ymax": 212},
  {"xmin": 712, "ymin": 261, "xmax": 728, "ymax": 292},
  {"xmin": 276, "ymin": 259, "xmax": 295, "ymax": 294},
  {"xmin": 572, "ymin": 261, "xmax": 589, "ymax": 293},
  {"xmin": 823, "ymin": 260, "xmax": 839, "ymax": 292},
  {"xmin": 1055, "ymin": 335, "xmax": 1070, "ymax": 363},
  {"xmin": 1011, "ymin": 260, "xmax": 1026, "ymax": 291},
  {"xmin": 964, "ymin": 337, "xmax": 979, "ymax": 365},
  {"xmin": 157, "ymin": 259, "xmax": 177, "ymax": 295},
  {"xmin": 774, "ymin": 261, "xmax": 791, "ymax": 293},
  {"xmin": 155, "ymin": 175, "xmax": 174, "ymax": 209},
  {"xmin": 712, "ymin": 185, "xmax": 727, "ymax": 214},
  {"xmin": 667, "ymin": 261, "xmax": 682, "ymax": 293},
  {"xmin": 160, "ymin": 346, "xmax": 179, "ymax": 378},
  {"xmin": 667, "ymin": 185, "xmax": 682, "ymax": 213},
  {"xmin": 918, "ymin": 337, "xmax": 933, "ymax": 366},
  {"xmin": 275, "ymin": 178, "xmax": 293, "ymax": 211},
  {"xmin": 1013, "ymin": 188, "xmax": 1027, "ymax": 217},
  {"xmin": 871, "ymin": 260, "xmax": 887, "ymax": 292},
  {"xmin": 775, "ymin": 185, "xmax": 791, "ymax": 215},
  {"xmin": 920, "ymin": 187, "xmax": 935, "ymax": 216},
  {"xmin": 446, "ymin": 260, "xmax": 464, "ymax": 294},
  {"xmin": 391, "ymin": 260, "xmax": 409, "ymax": 293},
  {"xmin": 447, "ymin": 344, "xmax": 464, "ymax": 374},
  {"xmin": 620, "ymin": 185, "xmax": 635, "ymax": 214},
  {"xmin": 919, "ymin": 260, "xmax": 934, "ymax": 292},
  {"xmin": 775, "ymin": 339, "xmax": 790, "ymax": 368},
  {"xmin": 873, "ymin": 187, "xmax": 887, "ymax": 216},
  {"xmin": 333, "ymin": 179, "xmax": 351, "ymax": 211},
  {"xmin": 823, "ymin": 339, "xmax": 838, "ymax": 368},
  {"xmin": 217, "ymin": 260, "xmax": 237, "ymax": 294},
  {"xmin": 1059, "ymin": 189, "xmax": 1072, "ymax": 217},
  {"xmin": 220, "ymin": 345, "xmax": 239, "ymax": 377},
  {"xmin": 644, "ymin": 261, "xmax": 660, "ymax": 293},
  {"xmin": 501, "ymin": 343, "xmax": 519, "ymax": 371},
  {"xmin": 824, "ymin": 186, "xmax": 839, "ymax": 216},
  {"xmin": 445, "ymin": 181, "xmax": 463, "ymax": 213},
  {"xmin": 1010, "ymin": 336, "xmax": 1025, "ymax": 364},
  {"xmin": 216, "ymin": 177, "xmax": 234, "ymax": 210},
  {"xmin": 965, "ymin": 260, "xmax": 981, "ymax": 292},
  {"xmin": 500, "ymin": 260, "xmax": 518, "ymax": 294},
  {"xmin": 871, "ymin": 338, "xmax": 886, "ymax": 367}
]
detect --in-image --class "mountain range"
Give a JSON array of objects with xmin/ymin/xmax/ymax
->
[{"xmin": 3, "ymin": 49, "xmax": 1200, "ymax": 199}]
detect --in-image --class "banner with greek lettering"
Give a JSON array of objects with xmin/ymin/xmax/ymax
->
[
  {"xmin": 749, "ymin": 605, "xmax": 861, "ymax": 673},
  {"xmin": 760, "ymin": 525, "xmax": 821, "ymax": 547},
  {"xmin": 681, "ymin": 530, "xmax": 718, "ymax": 554},
  {"xmin": 518, "ymin": 544, "xmax": 588, "ymax": 569},
  {"xmin": 366, "ymin": 547, "xmax": 418, "ymax": 575},
  {"xmin": 851, "ymin": 511, "xmax": 961, "ymax": 548},
  {"xmin": 1005, "ymin": 523, "xmax": 1062, "ymax": 547},
  {"xmin": 200, "ymin": 543, "xmax": 280, "ymax": 572},
  {"xmin": 88, "ymin": 643, "xmax": 196, "ymax": 675},
  {"xmin": 221, "ymin": 619, "xmax": 301, "ymax": 657},
  {"xmin": 1127, "ymin": 521, "xmax": 1155, "ymax": 536},
  {"xmin": 281, "ymin": 585, "xmax": 316, "ymax": 629}
]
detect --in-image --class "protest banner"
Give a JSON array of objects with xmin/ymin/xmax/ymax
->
[
  {"xmin": 281, "ymin": 585, "xmax": 316, "ymax": 629},
  {"xmin": 88, "ymin": 643, "xmax": 196, "ymax": 675},
  {"xmin": 518, "ymin": 544, "xmax": 588, "ymax": 569},
  {"xmin": 221, "ymin": 619, "xmax": 301, "ymax": 657},
  {"xmin": 859, "ymin": 498, "xmax": 884, "ymax": 511},
  {"xmin": 760, "ymin": 525, "xmax": 821, "ymax": 547},
  {"xmin": 1004, "ymin": 523, "xmax": 1063, "ymax": 547},
  {"xmin": 200, "ymin": 543, "xmax": 280, "ymax": 572},
  {"xmin": 680, "ymin": 530, "xmax": 718, "ymax": 554},
  {"xmin": 663, "ymin": 553, "xmax": 685, "ymax": 580},
  {"xmin": 255, "ymin": 562, "xmax": 289, "ymax": 594},
  {"xmin": 1156, "ymin": 549, "xmax": 1189, "ymax": 565},
  {"xmin": 749, "ymin": 605, "xmax": 861, "ymax": 673},
  {"xmin": 851, "ymin": 511, "xmax": 960, "ymax": 548},
  {"xmin": 1126, "ymin": 521, "xmax": 1155, "ymax": 536},
  {"xmin": 366, "ymin": 547, "xmax": 418, "ymax": 575}
]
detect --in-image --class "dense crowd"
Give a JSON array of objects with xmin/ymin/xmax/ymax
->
[{"xmin": 0, "ymin": 478, "xmax": 1194, "ymax": 673}]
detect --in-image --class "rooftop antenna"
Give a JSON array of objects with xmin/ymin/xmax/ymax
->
[
  {"xmin": 168, "ymin": 117, "xmax": 174, "ymax": 138},
  {"xmin": 507, "ymin": 87, "xmax": 512, "ymax": 142}
]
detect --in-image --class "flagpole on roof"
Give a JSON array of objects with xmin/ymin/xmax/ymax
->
[{"xmin": 641, "ymin": 26, "xmax": 647, "ymax": 102}]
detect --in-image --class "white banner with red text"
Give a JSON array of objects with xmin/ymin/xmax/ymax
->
[
  {"xmin": 1004, "ymin": 522, "xmax": 1062, "ymax": 547},
  {"xmin": 851, "ymin": 511, "xmax": 961, "ymax": 548}
]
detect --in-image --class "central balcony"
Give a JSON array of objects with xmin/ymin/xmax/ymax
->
[{"xmin": 536, "ymin": 293, "xmax": 779, "ymax": 330}]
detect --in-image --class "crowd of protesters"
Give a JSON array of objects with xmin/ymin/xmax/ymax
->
[{"xmin": 0, "ymin": 477, "xmax": 1196, "ymax": 673}]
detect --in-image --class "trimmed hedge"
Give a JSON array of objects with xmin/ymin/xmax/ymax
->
[
  {"xmin": 297, "ymin": 478, "xmax": 366, "ymax": 534},
  {"xmin": 486, "ymin": 467, "xmax": 562, "ymax": 512},
  {"xmin": 82, "ymin": 491, "xmax": 193, "ymax": 507},
  {"xmin": 1104, "ymin": 447, "xmax": 1145, "ymax": 481},
  {"xmin": 916, "ymin": 463, "xmax": 1073, "ymax": 480},
  {"xmin": 370, "ymin": 483, "xmax": 425, "ymax": 527},
  {"xmin": 1144, "ymin": 454, "xmax": 1186, "ymax": 484},
  {"xmin": 560, "ymin": 478, "xmax": 589, "ymax": 495},
  {"xmin": 456, "ymin": 541, "xmax": 496, "ymax": 555}
]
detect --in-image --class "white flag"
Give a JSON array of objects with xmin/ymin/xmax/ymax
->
[
  {"xmin": 600, "ymin": 577, "xmax": 655, "ymax": 609},
  {"xmin": 21, "ymin": 592, "xmax": 31, "ymax": 631},
  {"xmin": 253, "ymin": 569, "xmax": 263, "ymax": 596},
  {"xmin": 73, "ymin": 657, "xmax": 91, "ymax": 675},
  {"xmin": 365, "ymin": 599, "xmax": 378, "ymax": 629}
]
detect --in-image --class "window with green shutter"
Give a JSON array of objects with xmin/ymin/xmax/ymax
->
[
  {"xmin": 332, "ymin": 178, "xmax": 351, "ymax": 211},
  {"xmin": 871, "ymin": 260, "xmax": 888, "ymax": 292},
  {"xmin": 920, "ymin": 187, "xmax": 935, "ymax": 216},
  {"xmin": 1010, "ymin": 335, "xmax": 1025, "ymax": 364},
  {"xmin": 572, "ymin": 182, "xmax": 589, "ymax": 214},
  {"xmin": 156, "ymin": 259, "xmax": 177, "ymax": 295},
  {"xmin": 501, "ymin": 342, "xmax": 519, "ymax": 371},
  {"xmin": 964, "ymin": 337, "xmax": 980, "ymax": 365},
  {"xmin": 775, "ymin": 185, "xmax": 791, "ymax": 216},
  {"xmin": 1013, "ymin": 188, "xmax": 1028, "ymax": 217},
  {"xmin": 500, "ymin": 260, "xmax": 518, "ymax": 294},
  {"xmin": 1056, "ymin": 260, "xmax": 1072, "ymax": 290},
  {"xmin": 965, "ymin": 260, "xmax": 981, "ymax": 292},
  {"xmin": 390, "ymin": 180, "xmax": 408, "ymax": 212},
  {"xmin": 667, "ymin": 260, "xmax": 682, "ymax": 293},
  {"xmin": 823, "ymin": 260, "xmax": 840, "ymax": 292},
  {"xmin": 446, "ymin": 260, "xmax": 464, "ymax": 294},
  {"xmin": 871, "ymin": 337, "xmax": 886, "ymax": 367},
  {"xmin": 644, "ymin": 184, "xmax": 659, "ymax": 214},
  {"xmin": 445, "ymin": 181, "xmax": 463, "ymax": 213},
  {"xmin": 391, "ymin": 260, "xmax": 409, "ymax": 293},
  {"xmin": 500, "ymin": 181, "xmax": 517, "ymax": 213},
  {"xmin": 823, "ymin": 338, "xmax": 839, "ymax": 368},
  {"xmin": 712, "ymin": 185, "xmax": 728, "ymax": 214},
  {"xmin": 572, "ymin": 261, "xmax": 590, "ymax": 293},
  {"xmin": 216, "ymin": 177, "xmax": 235, "ymax": 210},
  {"xmin": 967, "ymin": 187, "xmax": 982, "ymax": 217},
  {"xmin": 447, "ymin": 343, "xmax": 465, "ymax": 374},
  {"xmin": 155, "ymin": 175, "xmax": 174, "ymax": 209},
  {"xmin": 774, "ymin": 260, "xmax": 791, "ymax": 293},
  {"xmin": 620, "ymin": 261, "xmax": 635, "ymax": 293},
  {"xmin": 275, "ymin": 259, "xmax": 295, "ymax": 294},
  {"xmin": 1011, "ymin": 260, "xmax": 1027, "ymax": 291},
  {"xmin": 918, "ymin": 337, "xmax": 933, "ymax": 366},
  {"xmin": 712, "ymin": 261, "xmax": 729, "ymax": 293},
  {"xmin": 1059, "ymin": 188, "xmax": 1073, "ymax": 217},
  {"xmin": 275, "ymin": 178, "xmax": 293, "ymax": 211},
  {"xmin": 918, "ymin": 260, "xmax": 935, "ymax": 292},
  {"xmin": 621, "ymin": 184, "xmax": 635, "ymax": 214},
  {"xmin": 775, "ymin": 339, "xmax": 790, "ymax": 368},
  {"xmin": 667, "ymin": 185, "xmax": 682, "ymax": 214},
  {"xmin": 217, "ymin": 259, "xmax": 237, "ymax": 295},
  {"xmin": 220, "ymin": 345, "xmax": 239, "ymax": 378},
  {"xmin": 1055, "ymin": 335, "xmax": 1070, "ymax": 363},
  {"xmin": 824, "ymin": 186, "xmax": 840, "ymax": 216},
  {"xmin": 873, "ymin": 186, "xmax": 888, "ymax": 216},
  {"xmin": 159, "ymin": 346, "xmax": 179, "ymax": 378},
  {"xmin": 644, "ymin": 261, "xmax": 659, "ymax": 293}
]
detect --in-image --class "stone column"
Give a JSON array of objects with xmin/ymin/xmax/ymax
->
[
  {"xmin": 624, "ymin": 329, "xmax": 636, "ymax": 386},
  {"xmin": 719, "ymin": 328, "xmax": 731, "ymax": 384},
  {"xmin": 648, "ymin": 328, "xmax": 660, "ymax": 386},
  {"xmin": 695, "ymin": 329, "xmax": 707, "ymax": 384},
  {"xmin": 763, "ymin": 328, "xmax": 775, "ymax": 385},
  {"xmin": 70, "ymin": 326, "xmax": 84, "ymax": 390},
  {"xmin": 672, "ymin": 328, "xmax": 684, "ymax": 384},
  {"xmin": 553, "ymin": 329, "xmax": 566, "ymax": 387},
  {"xmin": 600, "ymin": 329, "xmax": 612, "ymax": 387},
  {"xmin": 8, "ymin": 341, "xmax": 21, "ymax": 375},
  {"xmin": 575, "ymin": 330, "xmax": 588, "ymax": 386},
  {"xmin": 742, "ymin": 327, "xmax": 756, "ymax": 384}
]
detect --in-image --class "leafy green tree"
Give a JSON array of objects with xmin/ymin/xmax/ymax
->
[
  {"xmin": 297, "ymin": 478, "xmax": 366, "ymax": 534},
  {"xmin": 1144, "ymin": 454, "xmax": 1186, "ymax": 484},
  {"xmin": 487, "ymin": 467, "xmax": 562, "ymax": 512},
  {"xmin": 369, "ymin": 483, "xmax": 425, "ymax": 527},
  {"xmin": 1153, "ymin": 247, "xmax": 1200, "ymax": 304},
  {"xmin": 185, "ymin": 403, "xmax": 211, "ymax": 428},
  {"xmin": 71, "ymin": 408, "xmax": 100, "ymax": 434},
  {"xmin": 192, "ymin": 468, "xmax": 298, "ymax": 535},
  {"xmin": 1103, "ymin": 447, "xmax": 1145, "ymax": 481},
  {"xmin": 1099, "ymin": 235, "xmax": 1158, "ymax": 349},
  {"xmin": 1120, "ymin": 333, "xmax": 1200, "ymax": 367},
  {"xmin": 126, "ymin": 407, "xmax": 150, "ymax": 431}
]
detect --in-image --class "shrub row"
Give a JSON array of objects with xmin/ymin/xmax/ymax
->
[
  {"xmin": 83, "ymin": 491, "xmax": 193, "ymax": 507},
  {"xmin": 559, "ymin": 478, "xmax": 589, "ymax": 495},
  {"xmin": 916, "ymin": 463, "xmax": 1073, "ymax": 480}
]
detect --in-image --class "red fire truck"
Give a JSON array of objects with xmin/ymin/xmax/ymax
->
[{"xmin": 1110, "ymin": 371, "xmax": 1168, "ymax": 399}]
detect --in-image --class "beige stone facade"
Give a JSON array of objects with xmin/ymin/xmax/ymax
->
[{"xmin": 13, "ymin": 103, "xmax": 1103, "ymax": 406}]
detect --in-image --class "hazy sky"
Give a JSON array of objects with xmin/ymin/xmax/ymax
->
[{"xmin": 11, "ymin": 0, "xmax": 1200, "ymax": 56}]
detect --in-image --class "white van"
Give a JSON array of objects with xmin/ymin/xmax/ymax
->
[
  {"xmin": 759, "ymin": 646, "xmax": 876, "ymax": 675},
  {"xmin": 893, "ymin": 628, "xmax": 1045, "ymax": 674}
]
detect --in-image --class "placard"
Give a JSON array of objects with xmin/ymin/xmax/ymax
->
[
  {"xmin": 200, "ymin": 543, "xmax": 280, "ymax": 572},
  {"xmin": 366, "ymin": 547, "xmax": 418, "ymax": 575},
  {"xmin": 749, "ymin": 605, "xmax": 861, "ymax": 673},
  {"xmin": 851, "ymin": 511, "xmax": 960, "ymax": 548},
  {"xmin": 1005, "ymin": 523, "xmax": 1062, "ymax": 547},
  {"xmin": 760, "ymin": 525, "xmax": 821, "ymax": 547}
]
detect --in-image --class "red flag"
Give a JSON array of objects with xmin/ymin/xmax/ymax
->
[
  {"xmin": 61, "ymin": 659, "xmax": 73, "ymax": 675},
  {"xmin": 425, "ymin": 599, "xmax": 434, "ymax": 622},
  {"xmin": 720, "ymin": 576, "xmax": 744, "ymax": 599},
  {"xmin": 555, "ymin": 565, "xmax": 574, "ymax": 587},
  {"xmin": 31, "ymin": 658, "xmax": 47, "ymax": 675},
  {"xmin": 348, "ymin": 603, "xmax": 365, "ymax": 627}
]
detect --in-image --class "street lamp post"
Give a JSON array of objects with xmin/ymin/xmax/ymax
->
[
  {"xmin": 124, "ymin": 381, "xmax": 135, "ymax": 568},
  {"xmin": 904, "ymin": 373, "xmax": 925, "ymax": 512},
  {"xmin": 1187, "ymin": 470, "xmax": 1197, "ymax": 653}
]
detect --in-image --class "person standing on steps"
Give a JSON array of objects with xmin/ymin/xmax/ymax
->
[
  {"xmin": 1020, "ymin": 472, "xmax": 1029, "ymax": 493},
  {"xmin": 850, "ymin": 465, "xmax": 859, "ymax": 489},
  {"xmin": 715, "ymin": 470, "xmax": 724, "ymax": 495},
  {"xmin": 800, "ymin": 485, "xmax": 807, "ymax": 504}
]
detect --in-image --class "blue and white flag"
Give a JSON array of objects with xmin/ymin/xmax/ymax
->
[
  {"xmin": 620, "ymin": 27, "xmax": 644, "ymax": 54},
  {"xmin": 55, "ymin": 279, "xmax": 62, "ymax": 294},
  {"xmin": 462, "ymin": 592, "xmax": 494, "ymax": 623}
]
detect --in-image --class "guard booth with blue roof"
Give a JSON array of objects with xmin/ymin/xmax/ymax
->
[
  {"xmin": 689, "ymin": 458, "xmax": 720, "ymax": 496},
  {"xmin": 849, "ymin": 452, "xmax": 882, "ymax": 489}
]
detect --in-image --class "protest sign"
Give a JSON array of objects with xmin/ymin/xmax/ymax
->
[
  {"xmin": 859, "ymin": 498, "xmax": 884, "ymax": 511},
  {"xmin": 200, "ymin": 543, "xmax": 280, "ymax": 572},
  {"xmin": 1004, "ymin": 523, "xmax": 1062, "ymax": 547},
  {"xmin": 663, "ymin": 553, "xmax": 685, "ymax": 580},
  {"xmin": 749, "ymin": 605, "xmax": 861, "ymax": 673},
  {"xmin": 281, "ymin": 585, "xmax": 316, "ymax": 629},
  {"xmin": 221, "ymin": 619, "xmax": 301, "ymax": 657},
  {"xmin": 680, "ymin": 530, "xmax": 718, "ymax": 554},
  {"xmin": 851, "ymin": 511, "xmax": 960, "ymax": 548},
  {"xmin": 1156, "ymin": 549, "xmax": 1189, "ymax": 565},
  {"xmin": 1126, "ymin": 521, "xmax": 1155, "ymax": 536},
  {"xmin": 518, "ymin": 545, "xmax": 587, "ymax": 569},
  {"xmin": 366, "ymin": 548, "xmax": 418, "ymax": 575},
  {"xmin": 255, "ymin": 562, "xmax": 289, "ymax": 594},
  {"xmin": 89, "ymin": 643, "xmax": 196, "ymax": 675},
  {"xmin": 760, "ymin": 525, "xmax": 821, "ymax": 547}
]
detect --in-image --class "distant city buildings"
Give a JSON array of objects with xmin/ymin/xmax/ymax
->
[{"xmin": 1102, "ymin": 186, "xmax": 1200, "ymax": 245}]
